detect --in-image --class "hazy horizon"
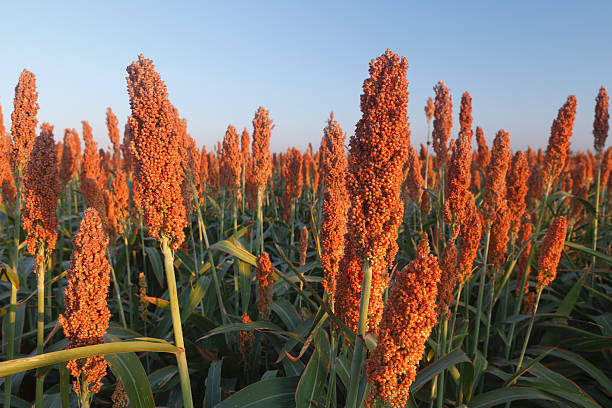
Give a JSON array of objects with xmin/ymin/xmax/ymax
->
[{"xmin": 1, "ymin": 1, "xmax": 610, "ymax": 153}]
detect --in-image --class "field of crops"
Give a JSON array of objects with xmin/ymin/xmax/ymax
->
[{"xmin": 0, "ymin": 50, "xmax": 610, "ymax": 407}]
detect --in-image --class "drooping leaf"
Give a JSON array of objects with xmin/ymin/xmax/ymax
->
[{"xmin": 214, "ymin": 376, "xmax": 299, "ymax": 408}]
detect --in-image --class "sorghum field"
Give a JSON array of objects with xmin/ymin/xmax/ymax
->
[{"xmin": 0, "ymin": 50, "xmax": 611, "ymax": 408}]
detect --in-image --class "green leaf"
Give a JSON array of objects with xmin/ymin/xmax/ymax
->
[
  {"xmin": 564, "ymin": 241, "xmax": 612, "ymax": 265},
  {"xmin": 0, "ymin": 262, "xmax": 19, "ymax": 289},
  {"xmin": 238, "ymin": 259, "xmax": 252, "ymax": 314},
  {"xmin": 214, "ymin": 376, "xmax": 299, "ymax": 408},
  {"xmin": 106, "ymin": 335, "xmax": 156, "ymax": 408},
  {"xmin": 181, "ymin": 274, "xmax": 211, "ymax": 321},
  {"xmin": 144, "ymin": 246, "xmax": 164, "ymax": 286},
  {"xmin": 271, "ymin": 300, "xmax": 301, "ymax": 331},
  {"xmin": 528, "ymin": 346, "xmax": 612, "ymax": 391},
  {"xmin": 411, "ymin": 349, "xmax": 470, "ymax": 392},
  {"xmin": 0, "ymin": 338, "xmax": 178, "ymax": 377},
  {"xmin": 210, "ymin": 240, "xmax": 257, "ymax": 266},
  {"xmin": 522, "ymin": 380, "xmax": 600, "ymax": 408},
  {"xmin": 198, "ymin": 321, "xmax": 304, "ymax": 342},
  {"xmin": 205, "ymin": 360, "xmax": 223, "ymax": 408},
  {"xmin": 468, "ymin": 387, "xmax": 558, "ymax": 407},
  {"xmin": 295, "ymin": 329, "xmax": 330, "ymax": 408},
  {"xmin": 542, "ymin": 268, "xmax": 590, "ymax": 345},
  {"xmin": 0, "ymin": 392, "xmax": 30, "ymax": 408}
]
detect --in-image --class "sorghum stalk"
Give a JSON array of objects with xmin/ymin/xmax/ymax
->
[
  {"xmin": 36, "ymin": 248, "xmax": 45, "ymax": 406},
  {"xmin": 472, "ymin": 225, "xmax": 491, "ymax": 358},
  {"xmin": 424, "ymin": 97, "xmax": 434, "ymax": 189},
  {"xmin": 346, "ymin": 260, "xmax": 373, "ymax": 408},
  {"xmin": 109, "ymin": 242, "xmax": 127, "ymax": 328},
  {"xmin": 160, "ymin": 235, "xmax": 194, "ymax": 408},
  {"xmin": 592, "ymin": 86, "xmax": 608, "ymax": 269},
  {"xmin": 514, "ymin": 216, "xmax": 567, "ymax": 379},
  {"xmin": 5, "ymin": 174, "xmax": 21, "ymax": 408}
]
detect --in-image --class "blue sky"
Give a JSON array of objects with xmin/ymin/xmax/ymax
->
[{"xmin": 0, "ymin": 1, "xmax": 610, "ymax": 152}]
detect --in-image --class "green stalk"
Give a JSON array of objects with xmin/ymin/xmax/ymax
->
[
  {"xmin": 507, "ymin": 175, "xmax": 552, "ymax": 354},
  {"xmin": 219, "ymin": 189, "xmax": 226, "ymax": 241},
  {"xmin": 346, "ymin": 260, "xmax": 372, "ymax": 408},
  {"xmin": 512, "ymin": 286, "xmax": 543, "ymax": 383},
  {"xmin": 36, "ymin": 250, "xmax": 46, "ymax": 407},
  {"xmin": 447, "ymin": 283, "xmax": 464, "ymax": 353},
  {"xmin": 471, "ymin": 224, "xmax": 491, "ymax": 357},
  {"xmin": 160, "ymin": 235, "xmax": 194, "ymax": 408},
  {"xmin": 424, "ymin": 119, "xmax": 431, "ymax": 189},
  {"xmin": 257, "ymin": 187, "xmax": 264, "ymax": 255},
  {"xmin": 123, "ymin": 235, "xmax": 134, "ymax": 327},
  {"xmin": 108, "ymin": 240, "xmax": 127, "ymax": 327},
  {"xmin": 482, "ymin": 270, "xmax": 496, "ymax": 361},
  {"xmin": 5, "ymin": 170, "xmax": 22, "ymax": 408},
  {"xmin": 436, "ymin": 317, "xmax": 448, "ymax": 408},
  {"xmin": 592, "ymin": 151, "xmax": 602, "ymax": 274}
]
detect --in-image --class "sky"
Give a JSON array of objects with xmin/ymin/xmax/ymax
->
[{"xmin": 0, "ymin": 1, "xmax": 610, "ymax": 153}]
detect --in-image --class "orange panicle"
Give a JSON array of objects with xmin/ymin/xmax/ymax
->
[
  {"xmin": 593, "ymin": 86, "xmax": 609, "ymax": 152},
  {"xmin": 22, "ymin": 123, "xmax": 60, "ymax": 258},
  {"xmin": 515, "ymin": 221, "xmax": 533, "ymax": 298},
  {"xmin": 506, "ymin": 151, "xmax": 530, "ymax": 236},
  {"xmin": 365, "ymin": 234, "xmax": 441, "ymax": 408},
  {"xmin": 106, "ymin": 107, "xmax": 121, "ymax": 167},
  {"xmin": 81, "ymin": 120, "xmax": 103, "ymax": 189},
  {"xmin": 256, "ymin": 252, "xmax": 274, "ymax": 319},
  {"xmin": 0, "ymin": 106, "xmax": 16, "ymax": 205},
  {"xmin": 298, "ymin": 226, "xmax": 308, "ymax": 266},
  {"xmin": 126, "ymin": 55, "xmax": 187, "ymax": 249},
  {"xmin": 281, "ymin": 147, "xmax": 302, "ymax": 222},
  {"xmin": 60, "ymin": 129, "xmax": 81, "ymax": 186},
  {"xmin": 105, "ymin": 168, "xmax": 129, "ymax": 236},
  {"xmin": 542, "ymin": 96, "xmax": 577, "ymax": 190},
  {"xmin": 58, "ymin": 208, "xmax": 112, "ymax": 395},
  {"xmin": 424, "ymin": 97, "xmax": 434, "ymax": 122},
  {"xmin": 335, "ymin": 49, "xmax": 410, "ymax": 332},
  {"xmin": 437, "ymin": 240, "xmax": 458, "ymax": 319},
  {"xmin": 320, "ymin": 113, "xmax": 349, "ymax": 300},
  {"xmin": 444, "ymin": 92, "xmax": 473, "ymax": 228},
  {"xmin": 537, "ymin": 216, "xmax": 567, "ymax": 289},
  {"xmin": 11, "ymin": 69, "xmax": 39, "ymax": 173},
  {"xmin": 220, "ymin": 124, "xmax": 243, "ymax": 197},
  {"xmin": 432, "ymin": 81, "xmax": 452, "ymax": 167},
  {"xmin": 458, "ymin": 193, "xmax": 481, "ymax": 283},
  {"xmin": 482, "ymin": 129, "xmax": 511, "ymax": 224},
  {"xmin": 404, "ymin": 145, "xmax": 424, "ymax": 203},
  {"xmin": 251, "ymin": 106, "xmax": 273, "ymax": 190}
]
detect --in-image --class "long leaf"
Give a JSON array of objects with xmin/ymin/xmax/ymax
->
[
  {"xmin": 564, "ymin": 241, "xmax": 612, "ymax": 264},
  {"xmin": 468, "ymin": 386, "xmax": 558, "ymax": 407},
  {"xmin": 295, "ymin": 329, "xmax": 330, "ymax": 408},
  {"xmin": 211, "ymin": 240, "xmax": 257, "ymax": 266},
  {"xmin": 0, "ymin": 338, "xmax": 178, "ymax": 377},
  {"xmin": 198, "ymin": 321, "xmax": 304, "ymax": 342},
  {"xmin": 410, "ymin": 349, "xmax": 469, "ymax": 392},
  {"xmin": 214, "ymin": 376, "xmax": 299, "ymax": 408},
  {"xmin": 106, "ymin": 338, "xmax": 156, "ymax": 408},
  {"xmin": 205, "ymin": 360, "xmax": 223, "ymax": 408}
]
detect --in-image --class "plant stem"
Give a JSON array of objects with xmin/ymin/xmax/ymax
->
[
  {"xmin": 109, "ymin": 242, "xmax": 127, "ymax": 328},
  {"xmin": 257, "ymin": 187, "xmax": 264, "ymax": 255},
  {"xmin": 36, "ymin": 251, "xmax": 46, "ymax": 407},
  {"xmin": 346, "ymin": 260, "xmax": 372, "ymax": 408},
  {"xmin": 5, "ymin": 170, "xmax": 21, "ymax": 408},
  {"xmin": 472, "ymin": 224, "xmax": 491, "ymax": 358},
  {"xmin": 512, "ymin": 286, "xmax": 543, "ymax": 382},
  {"xmin": 160, "ymin": 235, "xmax": 194, "ymax": 408},
  {"xmin": 507, "ymin": 175, "xmax": 552, "ymax": 355},
  {"xmin": 123, "ymin": 235, "xmax": 134, "ymax": 327},
  {"xmin": 592, "ymin": 151, "xmax": 602, "ymax": 279},
  {"xmin": 437, "ymin": 317, "xmax": 448, "ymax": 408}
]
